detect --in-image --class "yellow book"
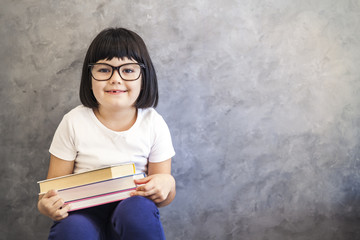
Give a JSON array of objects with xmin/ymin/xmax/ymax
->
[{"xmin": 38, "ymin": 162, "xmax": 135, "ymax": 194}]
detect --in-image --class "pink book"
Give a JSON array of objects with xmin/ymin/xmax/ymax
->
[{"xmin": 57, "ymin": 173, "xmax": 145, "ymax": 211}]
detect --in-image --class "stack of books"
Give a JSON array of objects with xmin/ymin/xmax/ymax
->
[{"xmin": 38, "ymin": 162, "xmax": 144, "ymax": 211}]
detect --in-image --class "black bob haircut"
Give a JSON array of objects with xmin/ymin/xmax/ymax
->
[{"xmin": 80, "ymin": 27, "xmax": 158, "ymax": 109}]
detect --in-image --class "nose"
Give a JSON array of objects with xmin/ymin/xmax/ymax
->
[{"xmin": 109, "ymin": 69, "xmax": 123, "ymax": 84}]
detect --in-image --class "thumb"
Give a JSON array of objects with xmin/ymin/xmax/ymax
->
[{"xmin": 134, "ymin": 176, "xmax": 151, "ymax": 184}]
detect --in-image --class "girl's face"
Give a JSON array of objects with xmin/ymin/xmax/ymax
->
[{"xmin": 91, "ymin": 57, "xmax": 142, "ymax": 111}]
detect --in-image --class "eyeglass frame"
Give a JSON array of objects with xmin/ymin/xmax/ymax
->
[{"xmin": 88, "ymin": 62, "xmax": 146, "ymax": 81}]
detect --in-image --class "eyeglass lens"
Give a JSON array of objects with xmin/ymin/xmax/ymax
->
[{"xmin": 91, "ymin": 63, "xmax": 142, "ymax": 81}]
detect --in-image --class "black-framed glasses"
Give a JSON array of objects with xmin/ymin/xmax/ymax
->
[{"xmin": 88, "ymin": 63, "xmax": 145, "ymax": 81}]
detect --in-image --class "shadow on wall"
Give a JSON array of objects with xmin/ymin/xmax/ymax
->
[{"xmin": 336, "ymin": 170, "xmax": 360, "ymax": 239}]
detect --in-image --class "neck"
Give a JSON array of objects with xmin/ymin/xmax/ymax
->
[{"xmin": 94, "ymin": 106, "xmax": 137, "ymax": 132}]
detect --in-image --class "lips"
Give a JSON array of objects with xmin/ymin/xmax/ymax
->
[{"xmin": 106, "ymin": 89, "xmax": 127, "ymax": 93}]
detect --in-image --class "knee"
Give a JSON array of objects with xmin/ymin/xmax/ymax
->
[
  {"xmin": 121, "ymin": 196, "xmax": 158, "ymax": 212},
  {"xmin": 48, "ymin": 213, "xmax": 100, "ymax": 240},
  {"xmin": 112, "ymin": 196, "xmax": 160, "ymax": 229},
  {"xmin": 55, "ymin": 214, "xmax": 93, "ymax": 228}
]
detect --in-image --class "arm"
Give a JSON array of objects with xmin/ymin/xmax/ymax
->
[
  {"xmin": 46, "ymin": 154, "xmax": 75, "ymax": 178},
  {"xmin": 131, "ymin": 159, "xmax": 176, "ymax": 207},
  {"xmin": 37, "ymin": 154, "xmax": 75, "ymax": 220}
]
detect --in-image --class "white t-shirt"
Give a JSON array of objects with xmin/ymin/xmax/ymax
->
[{"xmin": 49, "ymin": 105, "xmax": 175, "ymax": 174}]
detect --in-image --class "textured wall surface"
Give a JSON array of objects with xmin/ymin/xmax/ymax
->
[{"xmin": 1, "ymin": 0, "xmax": 360, "ymax": 239}]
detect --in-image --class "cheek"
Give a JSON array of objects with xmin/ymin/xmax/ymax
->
[
  {"xmin": 91, "ymin": 81, "xmax": 104, "ymax": 98},
  {"xmin": 129, "ymin": 80, "xmax": 142, "ymax": 94}
]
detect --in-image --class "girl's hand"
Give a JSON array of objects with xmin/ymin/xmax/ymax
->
[
  {"xmin": 131, "ymin": 174, "xmax": 175, "ymax": 205},
  {"xmin": 37, "ymin": 189, "xmax": 71, "ymax": 221}
]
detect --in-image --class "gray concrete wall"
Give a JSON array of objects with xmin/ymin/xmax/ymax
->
[{"xmin": 1, "ymin": 0, "xmax": 360, "ymax": 239}]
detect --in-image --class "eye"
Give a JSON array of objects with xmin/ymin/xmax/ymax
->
[
  {"xmin": 121, "ymin": 64, "xmax": 141, "ymax": 75},
  {"xmin": 122, "ymin": 68, "xmax": 135, "ymax": 74},
  {"xmin": 92, "ymin": 64, "xmax": 112, "ymax": 73},
  {"xmin": 97, "ymin": 67, "xmax": 111, "ymax": 73}
]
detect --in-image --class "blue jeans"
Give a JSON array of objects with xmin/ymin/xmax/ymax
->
[{"xmin": 48, "ymin": 196, "xmax": 166, "ymax": 240}]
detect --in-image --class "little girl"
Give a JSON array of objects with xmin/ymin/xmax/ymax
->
[{"xmin": 37, "ymin": 27, "xmax": 176, "ymax": 240}]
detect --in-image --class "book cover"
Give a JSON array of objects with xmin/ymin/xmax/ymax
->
[
  {"xmin": 63, "ymin": 173, "xmax": 145, "ymax": 211},
  {"xmin": 38, "ymin": 162, "xmax": 135, "ymax": 194},
  {"xmin": 58, "ymin": 173, "xmax": 144, "ymax": 202}
]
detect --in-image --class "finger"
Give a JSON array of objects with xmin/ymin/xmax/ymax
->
[
  {"xmin": 53, "ymin": 204, "xmax": 71, "ymax": 221},
  {"xmin": 131, "ymin": 186, "xmax": 157, "ymax": 197},
  {"xmin": 54, "ymin": 211, "xmax": 69, "ymax": 221},
  {"xmin": 138, "ymin": 193, "xmax": 163, "ymax": 204},
  {"xmin": 40, "ymin": 195, "xmax": 61, "ymax": 211},
  {"xmin": 143, "ymin": 188, "xmax": 158, "ymax": 197},
  {"xmin": 59, "ymin": 203, "xmax": 71, "ymax": 214},
  {"xmin": 150, "ymin": 190, "xmax": 168, "ymax": 201},
  {"xmin": 52, "ymin": 198, "xmax": 66, "ymax": 209},
  {"xmin": 131, "ymin": 189, "xmax": 151, "ymax": 197},
  {"xmin": 47, "ymin": 194, "xmax": 62, "ymax": 205},
  {"xmin": 63, "ymin": 203, "xmax": 72, "ymax": 212},
  {"xmin": 130, "ymin": 190, "xmax": 145, "ymax": 197},
  {"xmin": 134, "ymin": 176, "xmax": 151, "ymax": 184},
  {"xmin": 44, "ymin": 189, "xmax": 58, "ymax": 198},
  {"xmin": 136, "ymin": 181, "xmax": 155, "ymax": 192}
]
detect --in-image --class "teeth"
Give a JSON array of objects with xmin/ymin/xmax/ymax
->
[{"xmin": 107, "ymin": 90, "xmax": 125, "ymax": 93}]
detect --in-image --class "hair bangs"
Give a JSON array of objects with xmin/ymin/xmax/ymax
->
[{"xmin": 89, "ymin": 30, "xmax": 144, "ymax": 64}]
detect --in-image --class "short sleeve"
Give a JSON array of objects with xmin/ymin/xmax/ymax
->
[
  {"xmin": 148, "ymin": 114, "xmax": 175, "ymax": 163},
  {"xmin": 49, "ymin": 114, "xmax": 77, "ymax": 161}
]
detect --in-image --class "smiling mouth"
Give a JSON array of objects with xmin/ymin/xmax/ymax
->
[{"xmin": 106, "ymin": 90, "xmax": 127, "ymax": 93}]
